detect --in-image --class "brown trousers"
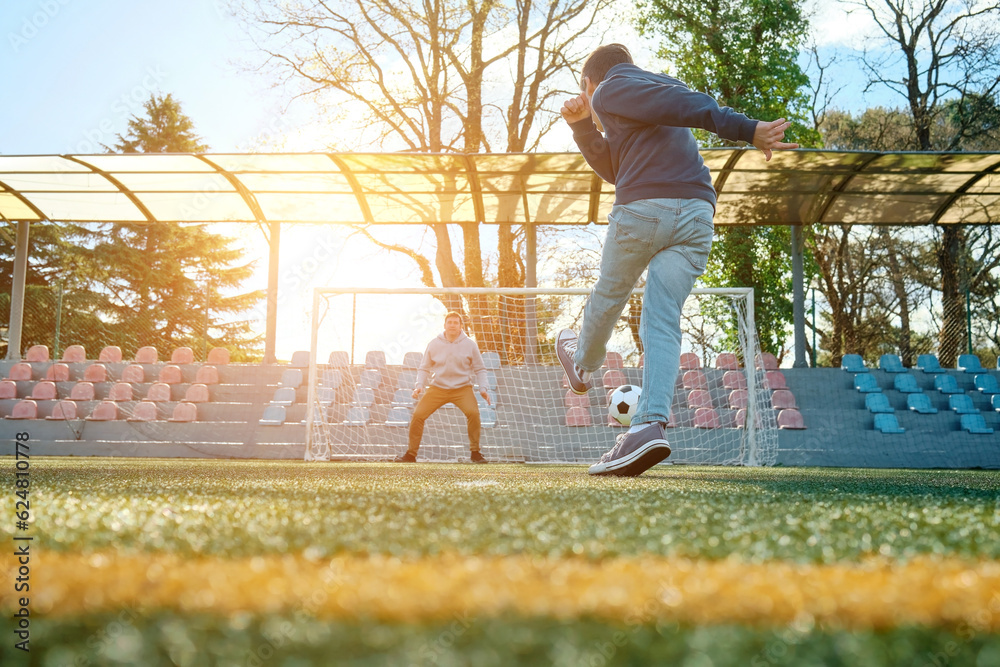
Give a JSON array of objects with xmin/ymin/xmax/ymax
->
[{"xmin": 407, "ymin": 385, "xmax": 480, "ymax": 455}]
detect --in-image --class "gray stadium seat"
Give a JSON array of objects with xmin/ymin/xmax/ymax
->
[
  {"xmin": 396, "ymin": 370, "xmax": 418, "ymax": 390},
  {"xmin": 480, "ymin": 406, "xmax": 497, "ymax": 428},
  {"xmin": 289, "ymin": 350, "xmax": 311, "ymax": 368},
  {"xmin": 359, "ymin": 369, "xmax": 382, "ymax": 389},
  {"xmin": 280, "ymin": 368, "xmax": 303, "ymax": 388},
  {"xmin": 403, "ymin": 352, "xmax": 423, "ymax": 369},
  {"xmin": 365, "ymin": 350, "xmax": 387, "ymax": 368},
  {"xmin": 874, "ymin": 413, "xmax": 905, "ymax": 433},
  {"xmin": 916, "ymin": 354, "xmax": 945, "ymax": 374},
  {"xmin": 482, "ymin": 351, "xmax": 500, "ymax": 370},
  {"xmin": 316, "ymin": 386, "xmax": 336, "ymax": 407},
  {"xmin": 385, "ymin": 406, "xmax": 412, "ymax": 426},
  {"xmin": 391, "ymin": 389, "xmax": 415, "ymax": 408},
  {"xmin": 271, "ymin": 387, "xmax": 296, "ymax": 406},
  {"xmin": 351, "ymin": 387, "xmax": 375, "ymax": 407},
  {"xmin": 344, "ymin": 406, "xmax": 371, "ymax": 425},
  {"xmin": 328, "ymin": 351, "xmax": 350, "ymax": 368},
  {"xmin": 321, "ymin": 369, "xmax": 343, "ymax": 389},
  {"xmin": 906, "ymin": 393, "xmax": 938, "ymax": 414},
  {"xmin": 865, "ymin": 393, "xmax": 894, "ymax": 414},
  {"xmin": 259, "ymin": 404, "xmax": 286, "ymax": 426}
]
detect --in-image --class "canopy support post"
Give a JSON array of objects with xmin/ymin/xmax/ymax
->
[{"xmin": 6, "ymin": 221, "xmax": 30, "ymax": 360}]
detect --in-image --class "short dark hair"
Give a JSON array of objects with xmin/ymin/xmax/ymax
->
[
  {"xmin": 444, "ymin": 311, "xmax": 463, "ymax": 324},
  {"xmin": 581, "ymin": 43, "xmax": 633, "ymax": 88}
]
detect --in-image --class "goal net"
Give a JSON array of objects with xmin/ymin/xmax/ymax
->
[{"xmin": 305, "ymin": 287, "xmax": 778, "ymax": 466}]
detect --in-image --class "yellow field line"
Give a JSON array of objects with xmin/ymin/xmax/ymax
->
[{"xmin": 6, "ymin": 551, "xmax": 1000, "ymax": 630}]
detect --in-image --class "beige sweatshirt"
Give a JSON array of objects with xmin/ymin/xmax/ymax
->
[{"xmin": 415, "ymin": 331, "xmax": 488, "ymax": 390}]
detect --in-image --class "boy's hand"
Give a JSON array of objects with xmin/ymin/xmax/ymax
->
[
  {"xmin": 560, "ymin": 93, "xmax": 592, "ymax": 124},
  {"xmin": 753, "ymin": 118, "xmax": 799, "ymax": 161}
]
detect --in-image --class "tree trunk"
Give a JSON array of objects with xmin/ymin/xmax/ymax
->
[
  {"xmin": 879, "ymin": 229, "xmax": 912, "ymax": 366},
  {"xmin": 937, "ymin": 225, "xmax": 966, "ymax": 368}
]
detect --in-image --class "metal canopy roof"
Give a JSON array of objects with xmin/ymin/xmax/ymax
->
[{"xmin": 1, "ymin": 149, "xmax": 998, "ymax": 226}]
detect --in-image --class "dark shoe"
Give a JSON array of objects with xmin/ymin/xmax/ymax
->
[
  {"xmin": 393, "ymin": 452, "xmax": 417, "ymax": 462},
  {"xmin": 556, "ymin": 329, "xmax": 592, "ymax": 395},
  {"xmin": 470, "ymin": 451, "xmax": 487, "ymax": 463},
  {"xmin": 588, "ymin": 423, "xmax": 670, "ymax": 476}
]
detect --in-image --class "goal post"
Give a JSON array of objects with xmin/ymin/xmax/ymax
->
[{"xmin": 305, "ymin": 287, "xmax": 777, "ymax": 466}]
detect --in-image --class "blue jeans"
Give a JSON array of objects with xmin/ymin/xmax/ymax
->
[{"xmin": 575, "ymin": 198, "xmax": 714, "ymax": 425}]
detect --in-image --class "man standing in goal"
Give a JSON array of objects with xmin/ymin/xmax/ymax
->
[
  {"xmin": 556, "ymin": 44, "xmax": 797, "ymax": 476},
  {"xmin": 394, "ymin": 311, "xmax": 491, "ymax": 463}
]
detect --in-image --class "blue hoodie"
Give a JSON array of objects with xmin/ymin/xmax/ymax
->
[{"xmin": 569, "ymin": 63, "xmax": 759, "ymax": 210}]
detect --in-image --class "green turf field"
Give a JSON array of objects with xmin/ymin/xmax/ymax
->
[{"xmin": 3, "ymin": 458, "xmax": 999, "ymax": 666}]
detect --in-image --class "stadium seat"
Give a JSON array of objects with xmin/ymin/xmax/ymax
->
[
  {"xmin": 206, "ymin": 347, "xmax": 230, "ymax": 365},
  {"xmin": 403, "ymin": 351, "xmax": 424, "ymax": 369},
  {"xmin": 170, "ymin": 347, "xmax": 195, "ymax": 365},
  {"xmin": 960, "ymin": 413, "xmax": 994, "ymax": 435},
  {"xmin": 0, "ymin": 381, "xmax": 16, "ymax": 400},
  {"xmin": 480, "ymin": 371, "xmax": 498, "ymax": 390},
  {"xmin": 316, "ymin": 386, "xmax": 336, "ymax": 407},
  {"xmin": 45, "ymin": 363, "xmax": 70, "ymax": 382},
  {"xmin": 392, "ymin": 388, "xmax": 416, "ymax": 408},
  {"xmin": 854, "ymin": 374, "xmax": 881, "ymax": 393},
  {"xmin": 108, "ymin": 383, "xmax": 134, "ymax": 402},
  {"xmin": 638, "ymin": 354, "xmax": 644, "ymax": 368},
  {"xmin": 993, "ymin": 394, "xmax": 1000, "ymax": 412},
  {"xmin": 98, "ymin": 346, "xmax": 123, "ymax": 363},
  {"xmin": 916, "ymin": 354, "xmax": 945, "ymax": 374},
  {"xmin": 365, "ymin": 350, "xmax": 387, "ymax": 368},
  {"xmin": 879, "ymin": 354, "xmax": 906, "ymax": 373},
  {"xmin": 481, "ymin": 351, "xmax": 500, "ymax": 370},
  {"xmin": 384, "ymin": 406, "xmax": 412, "ymax": 427},
  {"xmin": 5, "ymin": 363, "xmax": 32, "ymax": 381},
  {"xmin": 289, "ymin": 350, "xmax": 310, "ymax": 368},
  {"xmin": 61, "ymin": 345, "xmax": 86, "ymax": 363},
  {"xmin": 25, "ymin": 345, "xmax": 49, "ymax": 362},
  {"xmin": 158, "ymin": 365, "xmax": 183, "ymax": 384},
  {"xmin": 865, "ymin": 393, "xmax": 894, "ymax": 414},
  {"xmin": 322, "ymin": 368, "xmax": 344, "ymax": 390},
  {"xmin": 480, "ymin": 406, "xmax": 497, "ymax": 428},
  {"xmin": 86, "ymin": 401, "xmax": 118, "ymax": 421},
  {"xmin": 893, "ymin": 373, "xmax": 921, "ymax": 394},
  {"xmin": 777, "ymin": 408, "xmax": 806, "ymax": 429},
  {"xmin": 565, "ymin": 406, "xmax": 592, "ymax": 427},
  {"xmin": 694, "ymin": 407, "xmax": 721, "ymax": 428},
  {"xmin": 128, "ymin": 401, "xmax": 159, "ymax": 422},
  {"xmin": 280, "ymin": 368, "xmax": 304, "ymax": 388},
  {"xmin": 722, "ymin": 370, "xmax": 747, "ymax": 390},
  {"xmin": 168, "ymin": 402, "xmax": 198, "ymax": 422},
  {"xmin": 948, "ymin": 394, "xmax": 978, "ymax": 415},
  {"xmin": 874, "ymin": 413, "xmax": 905, "ymax": 434},
  {"xmin": 28, "ymin": 381, "xmax": 57, "ymax": 401},
  {"xmin": 604, "ymin": 351, "xmax": 624, "ymax": 369},
  {"xmin": 182, "ymin": 383, "xmax": 210, "ymax": 403},
  {"xmin": 350, "ymin": 387, "xmax": 375, "ymax": 407},
  {"xmin": 195, "ymin": 365, "xmax": 220, "ymax": 385},
  {"xmin": 687, "ymin": 389, "xmax": 713, "ymax": 410},
  {"xmin": 715, "ymin": 352, "xmax": 740, "ymax": 370},
  {"xmin": 121, "ymin": 365, "xmax": 145, "ymax": 383},
  {"xmin": 344, "ymin": 406, "xmax": 371, "ymax": 426},
  {"xmin": 841, "ymin": 354, "xmax": 868, "ymax": 373},
  {"xmin": 958, "ymin": 354, "xmax": 984, "ymax": 374},
  {"xmin": 679, "ymin": 352, "xmax": 701, "ymax": 370},
  {"xmin": 272, "ymin": 387, "xmax": 298, "ymax": 406},
  {"xmin": 602, "ymin": 369, "xmax": 626, "ymax": 389},
  {"xmin": 607, "ymin": 413, "xmax": 626, "ymax": 427},
  {"xmin": 68, "ymin": 382, "xmax": 95, "ymax": 401},
  {"xmin": 906, "ymin": 393, "xmax": 938, "ymax": 414},
  {"xmin": 765, "ymin": 370, "xmax": 788, "ymax": 391},
  {"xmin": 328, "ymin": 351, "xmax": 350, "ymax": 368},
  {"xmin": 933, "ymin": 375, "xmax": 962, "ymax": 394},
  {"xmin": 728, "ymin": 389, "xmax": 749, "ymax": 409},
  {"xmin": 974, "ymin": 374, "xmax": 999, "ymax": 395},
  {"xmin": 564, "ymin": 390, "xmax": 589, "ymax": 408},
  {"xmin": 134, "ymin": 346, "xmax": 158, "ymax": 364},
  {"xmin": 734, "ymin": 408, "xmax": 747, "ymax": 429},
  {"xmin": 258, "ymin": 404, "xmax": 286, "ymax": 426},
  {"xmin": 6, "ymin": 400, "xmax": 38, "ymax": 420},
  {"xmin": 476, "ymin": 390, "xmax": 498, "ymax": 408},
  {"xmin": 359, "ymin": 369, "xmax": 382, "ymax": 389},
  {"xmin": 771, "ymin": 389, "xmax": 798, "ymax": 410},
  {"xmin": 46, "ymin": 400, "xmax": 78, "ymax": 421},
  {"xmin": 83, "ymin": 363, "xmax": 108, "ymax": 383},
  {"xmin": 395, "ymin": 370, "xmax": 417, "ymax": 390},
  {"xmin": 997, "ymin": 358, "xmax": 1000, "ymax": 370},
  {"xmin": 756, "ymin": 352, "xmax": 779, "ymax": 371},
  {"xmin": 682, "ymin": 370, "xmax": 708, "ymax": 390}
]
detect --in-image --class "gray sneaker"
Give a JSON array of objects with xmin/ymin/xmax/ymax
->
[
  {"xmin": 588, "ymin": 422, "xmax": 671, "ymax": 476},
  {"xmin": 556, "ymin": 329, "xmax": 592, "ymax": 395}
]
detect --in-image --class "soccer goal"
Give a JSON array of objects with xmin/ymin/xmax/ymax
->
[{"xmin": 305, "ymin": 287, "xmax": 777, "ymax": 466}]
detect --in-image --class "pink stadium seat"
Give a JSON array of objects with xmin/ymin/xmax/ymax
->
[
  {"xmin": 69, "ymin": 382, "xmax": 96, "ymax": 401},
  {"xmin": 777, "ymin": 408, "xmax": 806, "ymax": 430},
  {"xmin": 682, "ymin": 370, "xmax": 708, "ymax": 390},
  {"xmin": 61, "ymin": 345, "xmax": 86, "ymax": 363},
  {"xmin": 45, "ymin": 363, "xmax": 70, "ymax": 382},
  {"xmin": 168, "ymin": 402, "xmax": 198, "ymax": 422},
  {"xmin": 0, "ymin": 380, "xmax": 17, "ymax": 400},
  {"xmin": 602, "ymin": 369, "xmax": 626, "ymax": 389},
  {"xmin": 86, "ymin": 401, "xmax": 118, "ymax": 421},
  {"xmin": 195, "ymin": 365, "xmax": 220, "ymax": 385},
  {"xmin": 121, "ymin": 365, "xmax": 145, "ymax": 383},
  {"xmin": 206, "ymin": 347, "xmax": 230, "ymax": 365},
  {"xmin": 134, "ymin": 346, "xmax": 158, "ymax": 364},
  {"xmin": 607, "ymin": 413, "xmax": 626, "ymax": 427},
  {"xmin": 694, "ymin": 407, "xmax": 721, "ymax": 429},
  {"xmin": 604, "ymin": 352, "xmax": 624, "ymax": 369},
  {"xmin": 108, "ymin": 383, "xmax": 134, "ymax": 402},
  {"xmin": 771, "ymin": 389, "xmax": 797, "ymax": 410},
  {"xmin": 722, "ymin": 370, "xmax": 747, "ymax": 390},
  {"xmin": 715, "ymin": 352, "xmax": 740, "ymax": 370},
  {"xmin": 6, "ymin": 400, "xmax": 38, "ymax": 420},
  {"xmin": 679, "ymin": 352, "xmax": 701, "ymax": 370},
  {"xmin": 98, "ymin": 346, "xmax": 122, "ymax": 363},
  {"xmin": 565, "ymin": 406, "xmax": 592, "ymax": 427},
  {"xmin": 128, "ymin": 401, "xmax": 159, "ymax": 422},
  {"xmin": 158, "ymin": 365, "xmax": 183, "ymax": 384},
  {"xmin": 735, "ymin": 408, "xmax": 747, "ymax": 429},
  {"xmin": 83, "ymin": 363, "xmax": 108, "ymax": 383},
  {"xmin": 28, "ymin": 381, "xmax": 57, "ymax": 401},
  {"xmin": 182, "ymin": 383, "xmax": 210, "ymax": 403},
  {"xmin": 756, "ymin": 352, "xmax": 779, "ymax": 371},
  {"xmin": 171, "ymin": 346, "xmax": 195, "ymax": 365},
  {"xmin": 638, "ymin": 354, "xmax": 644, "ymax": 368},
  {"xmin": 5, "ymin": 363, "xmax": 33, "ymax": 381},
  {"xmin": 145, "ymin": 383, "xmax": 172, "ymax": 402},
  {"xmin": 564, "ymin": 390, "xmax": 589, "ymax": 408},
  {"xmin": 687, "ymin": 389, "xmax": 713, "ymax": 410},
  {"xmin": 25, "ymin": 345, "xmax": 49, "ymax": 362},
  {"xmin": 766, "ymin": 370, "xmax": 788, "ymax": 391},
  {"xmin": 46, "ymin": 400, "xmax": 78, "ymax": 420},
  {"xmin": 728, "ymin": 389, "xmax": 749, "ymax": 410}
]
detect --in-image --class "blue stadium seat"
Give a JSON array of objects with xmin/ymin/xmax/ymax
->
[
  {"xmin": 974, "ymin": 374, "xmax": 999, "ymax": 395},
  {"xmin": 993, "ymin": 394, "xmax": 1000, "ymax": 412},
  {"xmin": 482, "ymin": 351, "xmax": 500, "ymax": 370},
  {"xmin": 279, "ymin": 368, "xmax": 303, "ymax": 388},
  {"xmin": 271, "ymin": 387, "xmax": 296, "ymax": 406},
  {"xmin": 402, "ymin": 352, "xmax": 423, "ymax": 369},
  {"xmin": 865, "ymin": 393, "xmax": 894, "ymax": 414},
  {"xmin": 328, "ymin": 351, "xmax": 350, "ymax": 368},
  {"xmin": 958, "ymin": 354, "xmax": 984, "ymax": 374},
  {"xmin": 854, "ymin": 374, "xmax": 881, "ymax": 393},
  {"xmin": 351, "ymin": 387, "xmax": 375, "ymax": 407},
  {"xmin": 948, "ymin": 394, "xmax": 978, "ymax": 414},
  {"xmin": 842, "ymin": 354, "xmax": 868, "ymax": 373},
  {"xmin": 879, "ymin": 354, "xmax": 906, "ymax": 373},
  {"xmin": 258, "ymin": 404, "xmax": 286, "ymax": 426},
  {"xmin": 906, "ymin": 393, "xmax": 938, "ymax": 414},
  {"xmin": 893, "ymin": 373, "xmax": 921, "ymax": 394},
  {"xmin": 960, "ymin": 413, "xmax": 994, "ymax": 435},
  {"xmin": 874, "ymin": 413, "xmax": 905, "ymax": 433},
  {"xmin": 384, "ymin": 406, "xmax": 412, "ymax": 426},
  {"xmin": 289, "ymin": 350, "xmax": 310, "ymax": 368},
  {"xmin": 933, "ymin": 375, "xmax": 962, "ymax": 394},
  {"xmin": 916, "ymin": 354, "xmax": 945, "ymax": 374},
  {"xmin": 391, "ymin": 389, "xmax": 415, "ymax": 408},
  {"xmin": 344, "ymin": 406, "xmax": 371, "ymax": 426}
]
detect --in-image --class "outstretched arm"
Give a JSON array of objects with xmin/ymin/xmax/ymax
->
[{"xmin": 753, "ymin": 118, "xmax": 799, "ymax": 161}]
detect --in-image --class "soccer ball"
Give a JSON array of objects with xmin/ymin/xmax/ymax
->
[{"xmin": 608, "ymin": 384, "xmax": 642, "ymax": 426}]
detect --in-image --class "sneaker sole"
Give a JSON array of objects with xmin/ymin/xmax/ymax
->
[
  {"xmin": 588, "ymin": 439, "xmax": 671, "ymax": 477},
  {"xmin": 556, "ymin": 330, "xmax": 590, "ymax": 395}
]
